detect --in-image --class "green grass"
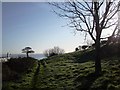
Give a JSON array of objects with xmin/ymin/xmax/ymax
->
[
  {"xmin": 32, "ymin": 54, "xmax": 120, "ymax": 90},
  {"xmin": 2, "ymin": 48, "xmax": 120, "ymax": 90},
  {"xmin": 2, "ymin": 57, "xmax": 38, "ymax": 90}
]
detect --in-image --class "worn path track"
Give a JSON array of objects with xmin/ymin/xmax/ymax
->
[{"xmin": 31, "ymin": 62, "xmax": 40, "ymax": 89}]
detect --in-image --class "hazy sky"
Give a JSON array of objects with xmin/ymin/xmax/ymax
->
[
  {"xmin": 2, "ymin": 2, "xmax": 89, "ymax": 54},
  {"xmin": 2, "ymin": 2, "xmax": 116, "ymax": 54}
]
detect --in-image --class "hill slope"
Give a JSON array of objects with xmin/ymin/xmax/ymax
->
[
  {"xmin": 36, "ymin": 53, "xmax": 120, "ymax": 90},
  {"xmin": 2, "ymin": 49, "xmax": 120, "ymax": 90}
]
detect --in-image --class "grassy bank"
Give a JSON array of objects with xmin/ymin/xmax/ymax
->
[
  {"xmin": 2, "ymin": 46, "xmax": 120, "ymax": 90},
  {"xmin": 2, "ymin": 57, "xmax": 38, "ymax": 90},
  {"xmin": 35, "ymin": 54, "xmax": 120, "ymax": 90}
]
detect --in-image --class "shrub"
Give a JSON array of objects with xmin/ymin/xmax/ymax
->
[
  {"xmin": 43, "ymin": 46, "xmax": 65, "ymax": 57},
  {"xmin": 2, "ymin": 57, "xmax": 37, "ymax": 81}
]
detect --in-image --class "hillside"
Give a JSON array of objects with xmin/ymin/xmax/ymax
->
[
  {"xmin": 35, "ymin": 53, "xmax": 120, "ymax": 90},
  {"xmin": 2, "ymin": 47, "xmax": 120, "ymax": 90}
]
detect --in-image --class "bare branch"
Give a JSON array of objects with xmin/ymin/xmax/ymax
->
[
  {"xmin": 100, "ymin": 1, "xmax": 112, "ymax": 29},
  {"xmin": 103, "ymin": 21, "xmax": 117, "ymax": 29},
  {"xmin": 49, "ymin": 0, "xmax": 118, "ymax": 43}
]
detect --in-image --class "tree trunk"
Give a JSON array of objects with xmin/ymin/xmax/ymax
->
[
  {"xmin": 26, "ymin": 52, "xmax": 29, "ymax": 58},
  {"xmin": 95, "ymin": 36, "xmax": 101, "ymax": 75},
  {"xmin": 94, "ymin": 2, "xmax": 102, "ymax": 76}
]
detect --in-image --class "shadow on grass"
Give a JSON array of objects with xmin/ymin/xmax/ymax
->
[
  {"xmin": 73, "ymin": 50, "xmax": 95, "ymax": 63},
  {"xmin": 73, "ymin": 44, "xmax": 120, "ymax": 63},
  {"xmin": 74, "ymin": 72, "xmax": 100, "ymax": 90}
]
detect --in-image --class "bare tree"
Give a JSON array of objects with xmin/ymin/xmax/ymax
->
[
  {"xmin": 50, "ymin": 0, "xmax": 118, "ymax": 75},
  {"xmin": 75, "ymin": 47, "xmax": 79, "ymax": 51},
  {"xmin": 53, "ymin": 46, "xmax": 65, "ymax": 54},
  {"xmin": 22, "ymin": 47, "xmax": 34, "ymax": 58},
  {"xmin": 43, "ymin": 46, "xmax": 65, "ymax": 57},
  {"xmin": 43, "ymin": 50, "xmax": 49, "ymax": 57}
]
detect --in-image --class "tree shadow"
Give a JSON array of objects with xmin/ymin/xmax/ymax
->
[
  {"xmin": 73, "ymin": 50, "xmax": 95, "ymax": 63},
  {"xmin": 74, "ymin": 72, "xmax": 100, "ymax": 90},
  {"xmin": 73, "ymin": 44, "xmax": 120, "ymax": 64}
]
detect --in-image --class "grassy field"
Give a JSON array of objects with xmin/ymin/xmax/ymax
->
[
  {"xmin": 35, "ymin": 54, "xmax": 120, "ymax": 90},
  {"xmin": 2, "ymin": 57, "xmax": 38, "ymax": 90},
  {"xmin": 2, "ymin": 48, "xmax": 120, "ymax": 90}
]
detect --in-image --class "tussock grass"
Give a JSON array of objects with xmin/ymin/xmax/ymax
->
[{"xmin": 2, "ymin": 48, "xmax": 120, "ymax": 90}]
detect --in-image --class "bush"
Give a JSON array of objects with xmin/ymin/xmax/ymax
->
[
  {"xmin": 2, "ymin": 57, "xmax": 37, "ymax": 81},
  {"xmin": 6, "ymin": 57, "xmax": 36, "ymax": 73},
  {"xmin": 43, "ymin": 46, "xmax": 65, "ymax": 57}
]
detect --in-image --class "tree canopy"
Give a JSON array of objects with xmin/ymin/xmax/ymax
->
[{"xmin": 22, "ymin": 47, "xmax": 34, "ymax": 58}]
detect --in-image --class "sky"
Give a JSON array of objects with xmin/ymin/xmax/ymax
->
[
  {"xmin": 2, "ymin": 2, "xmax": 117, "ymax": 54},
  {"xmin": 2, "ymin": 2, "xmax": 88, "ymax": 54}
]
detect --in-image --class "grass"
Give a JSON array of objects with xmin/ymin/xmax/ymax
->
[
  {"xmin": 2, "ymin": 57, "xmax": 38, "ymax": 90},
  {"xmin": 33, "ymin": 53, "xmax": 120, "ymax": 90},
  {"xmin": 2, "ymin": 46, "xmax": 120, "ymax": 90},
  {"xmin": 32, "ymin": 54, "xmax": 120, "ymax": 90}
]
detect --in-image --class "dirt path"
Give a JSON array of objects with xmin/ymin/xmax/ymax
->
[{"xmin": 31, "ymin": 61, "xmax": 40, "ymax": 89}]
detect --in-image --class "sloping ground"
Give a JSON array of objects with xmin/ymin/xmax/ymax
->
[
  {"xmin": 2, "ymin": 57, "xmax": 38, "ymax": 90},
  {"xmin": 2, "ymin": 47, "xmax": 120, "ymax": 90},
  {"xmin": 34, "ymin": 55, "xmax": 120, "ymax": 90}
]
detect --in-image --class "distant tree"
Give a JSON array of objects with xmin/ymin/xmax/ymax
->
[
  {"xmin": 75, "ymin": 47, "xmax": 79, "ymax": 51},
  {"xmin": 82, "ymin": 45, "xmax": 88, "ymax": 50},
  {"xmin": 49, "ymin": 48, "xmax": 57, "ymax": 57},
  {"xmin": 43, "ymin": 46, "xmax": 65, "ymax": 57},
  {"xmin": 43, "ymin": 50, "xmax": 49, "ymax": 57},
  {"xmin": 22, "ymin": 47, "xmax": 34, "ymax": 58},
  {"xmin": 79, "ymin": 46, "xmax": 82, "ymax": 51},
  {"xmin": 53, "ymin": 46, "xmax": 65, "ymax": 54},
  {"xmin": 7, "ymin": 52, "xmax": 8, "ymax": 58}
]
